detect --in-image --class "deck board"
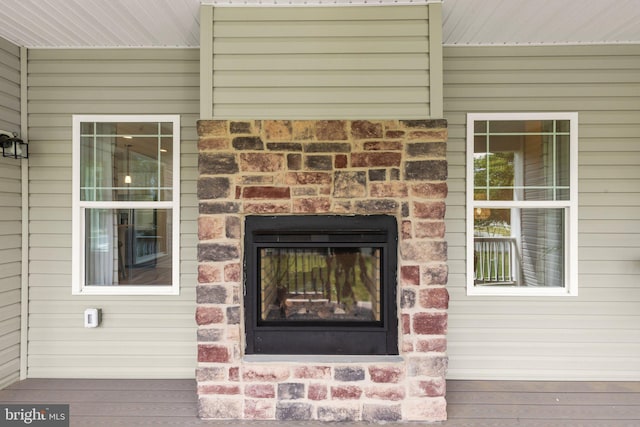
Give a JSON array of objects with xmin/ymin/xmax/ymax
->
[{"xmin": 1, "ymin": 379, "xmax": 639, "ymax": 426}]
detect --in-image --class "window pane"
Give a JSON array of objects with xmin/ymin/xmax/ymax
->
[
  {"xmin": 85, "ymin": 208, "xmax": 173, "ymax": 286},
  {"xmin": 474, "ymin": 208, "xmax": 564, "ymax": 288},
  {"xmin": 473, "ymin": 120, "xmax": 571, "ymax": 201},
  {"xmin": 80, "ymin": 121, "xmax": 173, "ymax": 202}
]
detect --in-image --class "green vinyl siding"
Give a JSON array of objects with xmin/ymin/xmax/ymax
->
[
  {"xmin": 204, "ymin": 5, "xmax": 435, "ymax": 119},
  {"xmin": 444, "ymin": 44, "xmax": 640, "ymax": 380},
  {"xmin": 27, "ymin": 49, "xmax": 199, "ymax": 378},
  {"xmin": 0, "ymin": 37, "xmax": 21, "ymax": 389}
]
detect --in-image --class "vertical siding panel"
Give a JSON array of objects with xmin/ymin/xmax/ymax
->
[
  {"xmin": 444, "ymin": 45, "xmax": 640, "ymax": 380},
  {"xmin": 0, "ymin": 37, "xmax": 22, "ymax": 389},
  {"xmin": 27, "ymin": 49, "xmax": 199, "ymax": 378},
  {"xmin": 209, "ymin": 6, "xmax": 431, "ymax": 119}
]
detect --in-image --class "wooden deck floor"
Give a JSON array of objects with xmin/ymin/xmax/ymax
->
[{"xmin": 1, "ymin": 379, "xmax": 639, "ymax": 426}]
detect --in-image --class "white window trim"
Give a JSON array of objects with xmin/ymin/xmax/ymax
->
[
  {"xmin": 466, "ymin": 112, "xmax": 578, "ymax": 297},
  {"xmin": 72, "ymin": 114, "xmax": 181, "ymax": 295}
]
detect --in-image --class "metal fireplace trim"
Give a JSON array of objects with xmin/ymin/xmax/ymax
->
[{"xmin": 243, "ymin": 215, "xmax": 399, "ymax": 356}]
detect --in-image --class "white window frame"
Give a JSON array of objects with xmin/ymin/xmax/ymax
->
[
  {"xmin": 466, "ymin": 112, "xmax": 578, "ymax": 296},
  {"xmin": 72, "ymin": 115, "xmax": 180, "ymax": 295}
]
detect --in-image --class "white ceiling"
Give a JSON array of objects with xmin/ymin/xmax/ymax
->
[{"xmin": 0, "ymin": 0, "xmax": 638, "ymax": 48}]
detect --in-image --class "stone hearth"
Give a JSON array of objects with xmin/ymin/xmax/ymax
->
[{"xmin": 196, "ymin": 119, "xmax": 449, "ymax": 422}]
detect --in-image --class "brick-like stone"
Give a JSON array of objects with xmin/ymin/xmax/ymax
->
[
  {"xmin": 316, "ymin": 120, "xmax": 347, "ymax": 141},
  {"xmin": 413, "ymin": 312, "xmax": 448, "ymax": 335},
  {"xmin": 401, "ymin": 265, "xmax": 420, "ymax": 286},
  {"xmin": 406, "ymin": 355, "xmax": 448, "ymax": 378},
  {"xmin": 365, "ymin": 385, "xmax": 405, "ymax": 401},
  {"xmin": 266, "ymin": 142, "xmax": 302, "ymax": 151},
  {"xmin": 414, "ymin": 201, "xmax": 446, "ymax": 219},
  {"xmin": 196, "ymin": 306, "xmax": 224, "ymax": 325},
  {"xmin": 196, "ymin": 284, "xmax": 227, "ymax": 304},
  {"xmin": 401, "ymin": 288, "xmax": 416, "ymax": 309},
  {"xmin": 364, "ymin": 140, "xmax": 402, "ymax": 151},
  {"xmin": 410, "ymin": 378, "xmax": 446, "ymax": 397},
  {"xmin": 232, "ymin": 136, "xmax": 264, "ymax": 150},
  {"xmin": 362, "ymin": 404, "xmax": 402, "ymax": 422},
  {"xmin": 390, "ymin": 168, "xmax": 400, "ymax": 180},
  {"xmin": 402, "ymin": 219, "xmax": 412, "ymax": 239},
  {"xmin": 287, "ymin": 153, "xmax": 302, "ymax": 170},
  {"xmin": 198, "ymin": 264, "xmax": 222, "ymax": 283},
  {"xmin": 353, "ymin": 199, "xmax": 399, "ymax": 214},
  {"xmin": 225, "ymin": 216, "xmax": 240, "ymax": 239},
  {"xmin": 196, "ymin": 367, "xmax": 226, "ymax": 382},
  {"xmin": 369, "ymin": 182, "xmax": 408, "ymax": 198},
  {"xmin": 230, "ymin": 121, "xmax": 252, "ymax": 134},
  {"xmin": 198, "ymin": 216, "xmax": 225, "ymax": 240},
  {"xmin": 306, "ymin": 142, "xmax": 351, "ymax": 153},
  {"xmin": 244, "ymin": 399, "xmax": 275, "ymax": 419},
  {"xmin": 422, "ymin": 263, "xmax": 449, "ymax": 285},
  {"xmin": 292, "ymin": 197, "xmax": 331, "ymax": 214},
  {"xmin": 292, "ymin": 120, "xmax": 316, "ymax": 140},
  {"xmin": 385, "ymin": 130, "xmax": 405, "ymax": 139},
  {"xmin": 411, "ymin": 182, "xmax": 448, "ymax": 199},
  {"xmin": 402, "ymin": 313, "xmax": 411, "ymax": 335},
  {"xmin": 407, "ymin": 142, "xmax": 446, "ymax": 158},
  {"xmin": 243, "ymin": 202, "xmax": 291, "ymax": 214},
  {"xmin": 278, "ymin": 383, "xmax": 305, "ymax": 400},
  {"xmin": 198, "ymin": 344, "xmax": 230, "ymax": 363},
  {"xmin": 404, "ymin": 160, "xmax": 447, "ymax": 181},
  {"xmin": 331, "ymin": 386, "xmax": 362, "ymax": 400},
  {"xmin": 239, "ymin": 153, "xmax": 284, "ymax": 172},
  {"xmin": 198, "ymin": 243, "xmax": 240, "ymax": 262},
  {"xmin": 333, "ymin": 171, "xmax": 366, "ymax": 198},
  {"xmin": 416, "ymin": 337, "xmax": 447, "ymax": 353},
  {"xmin": 199, "ymin": 137, "xmax": 229, "ymax": 151},
  {"xmin": 197, "ymin": 120, "xmax": 227, "ymax": 137},
  {"xmin": 317, "ymin": 406, "xmax": 359, "ymax": 422},
  {"xmin": 334, "ymin": 367, "xmax": 365, "ymax": 382},
  {"xmin": 352, "ymin": 152, "xmax": 402, "ymax": 168},
  {"xmin": 285, "ymin": 172, "xmax": 332, "ymax": 185},
  {"xmin": 403, "ymin": 397, "xmax": 447, "ymax": 421},
  {"xmin": 305, "ymin": 155, "xmax": 333, "ymax": 170},
  {"xmin": 275, "ymin": 402, "xmax": 312, "ymax": 421},
  {"xmin": 224, "ymin": 263, "xmax": 240, "ymax": 282},
  {"xmin": 198, "ymin": 384, "xmax": 241, "ymax": 395},
  {"xmin": 334, "ymin": 154, "xmax": 348, "ymax": 168},
  {"xmin": 197, "ymin": 177, "xmax": 231, "ymax": 200},
  {"xmin": 264, "ymin": 120, "xmax": 292, "ymax": 141},
  {"xmin": 368, "ymin": 169, "xmax": 386, "ymax": 181},
  {"xmin": 244, "ymin": 384, "xmax": 275, "ymax": 398},
  {"xmin": 407, "ymin": 129, "xmax": 448, "ymax": 143},
  {"xmin": 352, "ymin": 120, "xmax": 383, "ymax": 139},
  {"xmin": 308, "ymin": 383, "xmax": 328, "ymax": 400},
  {"xmin": 226, "ymin": 306, "xmax": 240, "ymax": 324},
  {"xmin": 197, "ymin": 328, "xmax": 224, "ymax": 342},
  {"xmin": 242, "ymin": 186, "xmax": 291, "ymax": 199},
  {"xmin": 199, "ymin": 153, "xmax": 239, "ymax": 175},
  {"xmin": 400, "ymin": 241, "xmax": 447, "ymax": 262},
  {"xmin": 199, "ymin": 201, "xmax": 240, "ymax": 214},
  {"xmin": 401, "ymin": 119, "xmax": 447, "ymax": 129},
  {"xmin": 369, "ymin": 366, "xmax": 403, "ymax": 383},
  {"xmin": 243, "ymin": 366, "xmax": 290, "ymax": 382},
  {"xmin": 229, "ymin": 367, "xmax": 240, "ymax": 381},
  {"xmin": 294, "ymin": 366, "xmax": 331, "ymax": 379},
  {"xmin": 198, "ymin": 396, "xmax": 241, "ymax": 419},
  {"xmin": 415, "ymin": 221, "xmax": 446, "ymax": 238},
  {"xmin": 419, "ymin": 288, "xmax": 450, "ymax": 310}
]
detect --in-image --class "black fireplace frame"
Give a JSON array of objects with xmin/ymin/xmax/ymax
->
[{"xmin": 243, "ymin": 215, "xmax": 398, "ymax": 355}]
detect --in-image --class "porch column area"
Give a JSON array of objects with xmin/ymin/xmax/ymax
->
[{"xmin": 196, "ymin": 119, "xmax": 449, "ymax": 422}]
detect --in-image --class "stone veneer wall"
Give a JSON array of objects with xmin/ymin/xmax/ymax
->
[{"xmin": 196, "ymin": 119, "xmax": 449, "ymax": 422}]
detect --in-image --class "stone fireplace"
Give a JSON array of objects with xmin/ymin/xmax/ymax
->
[{"xmin": 196, "ymin": 119, "xmax": 449, "ymax": 422}]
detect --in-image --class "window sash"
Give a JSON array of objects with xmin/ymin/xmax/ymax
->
[
  {"xmin": 466, "ymin": 113, "xmax": 578, "ymax": 297},
  {"xmin": 72, "ymin": 115, "xmax": 180, "ymax": 295}
]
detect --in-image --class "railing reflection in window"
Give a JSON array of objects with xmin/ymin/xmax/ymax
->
[{"xmin": 474, "ymin": 237, "xmax": 521, "ymax": 285}]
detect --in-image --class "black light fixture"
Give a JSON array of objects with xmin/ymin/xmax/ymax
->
[{"xmin": 0, "ymin": 130, "xmax": 28, "ymax": 159}]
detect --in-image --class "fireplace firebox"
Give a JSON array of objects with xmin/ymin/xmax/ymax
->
[{"xmin": 244, "ymin": 215, "xmax": 398, "ymax": 355}]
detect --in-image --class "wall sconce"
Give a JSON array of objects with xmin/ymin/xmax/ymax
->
[{"xmin": 0, "ymin": 130, "xmax": 28, "ymax": 159}]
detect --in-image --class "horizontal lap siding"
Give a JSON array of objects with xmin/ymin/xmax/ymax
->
[
  {"xmin": 27, "ymin": 49, "xmax": 199, "ymax": 378},
  {"xmin": 444, "ymin": 44, "xmax": 640, "ymax": 380},
  {"xmin": 211, "ymin": 6, "xmax": 430, "ymax": 119},
  {"xmin": 0, "ymin": 37, "xmax": 21, "ymax": 390}
]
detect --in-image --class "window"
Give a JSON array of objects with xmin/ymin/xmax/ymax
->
[
  {"xmin": 466, "ymin": 113, "xmax": 578, "ymax": 296},
  {"xmin": 72, "ymin": 115, "xmax": 180, "ymax": 295}
]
